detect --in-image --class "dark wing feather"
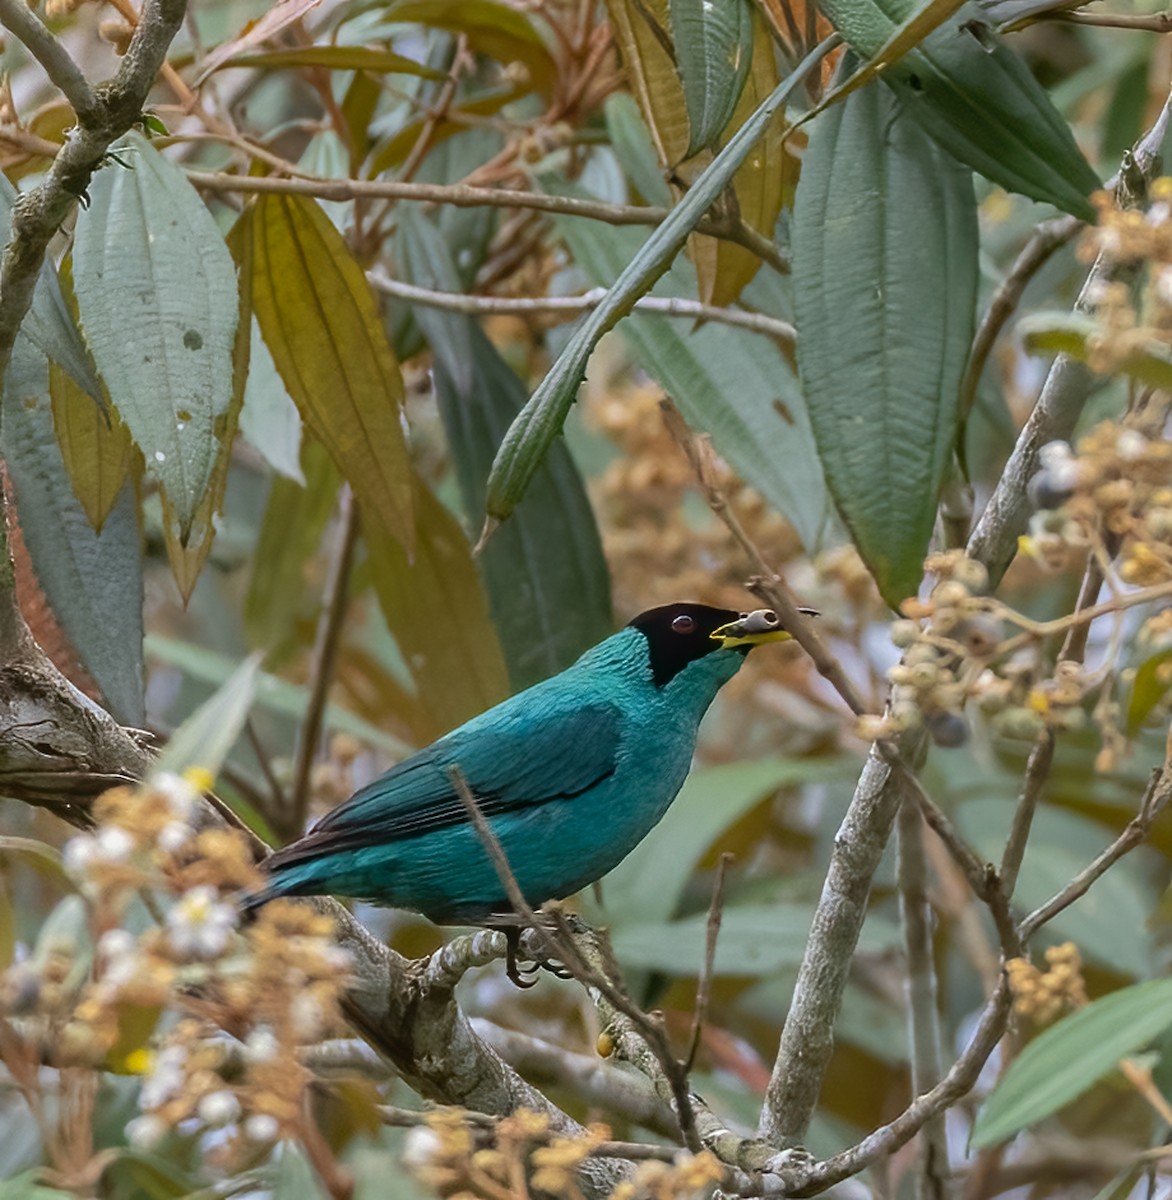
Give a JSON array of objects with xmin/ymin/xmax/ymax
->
[{"xmin": 266, "ymin": 700, "xmax": 621, "ymax": 870}]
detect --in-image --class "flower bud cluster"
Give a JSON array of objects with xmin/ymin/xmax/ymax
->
[
  {"xmin": 0, "ymin": 771, "xmax": 351, "ymax": 1167},
  {"xmin": 403, "ymin": 1107, "xmax": 725, "ymax": 1200},
  {"xmin": 1006, "ymin": 942, "xmax": 1088, "ymax": 1025},
  {"xmin": 861, "ymin": 555, "xmax": 1000, "ymax": 747},
  {"xmin": 1025, "ymin": 426, "xmax": 1172, "ymax": 584}
]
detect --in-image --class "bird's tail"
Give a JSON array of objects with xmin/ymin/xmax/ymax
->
[{"xmin": 236, "ymin": 879, "xmax": 289, "ymax": 922}]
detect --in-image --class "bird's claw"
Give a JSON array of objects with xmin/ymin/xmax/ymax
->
[{"xmin": 500, "ymin": 924, "xmax": 577, "ymax": 988}]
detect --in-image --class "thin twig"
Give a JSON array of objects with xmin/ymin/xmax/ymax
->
[
  {"xmin": 998, "ymin": 731, "xmax": 1055, "ymax": 901},
  {"xmin": 288, "ymin": 488, "xmax": 359, "ymax": 840},
  {"xmin": 958, "ymin": 216, "xmax": 1082, "ymax": 423},
  {"xmin": 659, "ymin": 400, "xmax": 869, "ymax": 717},
  {"xmin": 1019, "ymin": 763, "xmax": 1172, "ymax": 940},
  {"xmin": 186, "ymin": 170, "xmax": 789, "ymax": 272},
  {"xmin": 686, "ymin": 852, "xmax": 732, "ymax": 1073},
  {"xmin": 1055, "ymin": 8, "xmax": 1172, "ymax": 30},
  {"xmin": 910, "ymin": 780, "xmax": 1021, "ymax": 959},
  {"xmin": 368, "ymin": 272, "xmax": 797, "ymax": 346},
  {"xmin": 797, "ymin": 979, "xmax": 1014, "ymax": 1194},
  {"xmin": 0, "ymin": 0, "xmax": 98, "ymax": 120},
  {"xmin": 896, "ymin": 800, "xmax": 949, "ymax": 1200},
  {"xmin": 245, "ymin": 718, "xmax": 286, "ymax": 817},
  {"xmin": 398, "ymin": 35, "xmax": 467, "ymax": 182}
]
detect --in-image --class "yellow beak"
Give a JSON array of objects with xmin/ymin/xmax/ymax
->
[{"xmin": 711, "ymin": 608, "xmax": 800, "ymax": 649}]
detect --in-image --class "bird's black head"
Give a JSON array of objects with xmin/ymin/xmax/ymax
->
[{"xmin": 628, "ymin": 602, "xmax": 748, "ymax": 688}]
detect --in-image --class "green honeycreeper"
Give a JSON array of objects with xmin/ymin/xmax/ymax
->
[{"xmin": 244, "ymin": 602, "xmax": 806, "ymax": 973}]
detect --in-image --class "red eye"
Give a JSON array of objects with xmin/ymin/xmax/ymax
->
[{"xmin": 671, "ymin": 614, "xmax": 695, "ymax": 634}]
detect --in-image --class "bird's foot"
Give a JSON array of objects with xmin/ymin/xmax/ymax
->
[
  {"xmin": 499, "ymin": 924, "xmax": 577, "ymax": 987},
  {"xmin": 503, "ymin": 926, "xmax": 540, "ymax": 989}
]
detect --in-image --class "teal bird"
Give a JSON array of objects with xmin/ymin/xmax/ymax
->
[{"xmin": 245, "ymin": 602, "xmax": 807, "ymax": 981}]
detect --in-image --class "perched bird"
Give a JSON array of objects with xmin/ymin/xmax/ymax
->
[{"xmin": 244, "ymin": 601, "xmax": 811, "ymax": 982}]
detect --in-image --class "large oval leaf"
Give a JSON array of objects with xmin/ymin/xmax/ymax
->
[
  {"xmin": 972, "ymin": 978, "xmax": 1172, "ymax": 1147},
  {"xmin": 397, "ymin": 209, "xmax": 613, "ymax": 690},
  {"xmin": 793, "ymin": 80, "xmax": 978, "ymax": 604},
  {"xmin": 73, "ymin": 133, "xmax": 238, "ymax": 539},
  {"xmin": 818, "ymin": 0, "xmax": 1098, "ymax": 218},
  {"xmin": 248, "ymin": 193, "xmax": 413, "ymax": 546},
  {"xmin": 2, "ymin": 343, "xmax": 144, "ymax": 724},
  {"xmin": 671, "ymin": 0, "xmax": 754, "ymax": 157}
]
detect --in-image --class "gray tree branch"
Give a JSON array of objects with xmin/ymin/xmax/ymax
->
[{"xmin": 0, "ymin": 0, "xmax": 97, "ymax": 120}]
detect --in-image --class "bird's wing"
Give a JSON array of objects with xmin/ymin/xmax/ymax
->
[{"xmin": 266, "ymin": 699, "xmax": 622, "ymax": 866}]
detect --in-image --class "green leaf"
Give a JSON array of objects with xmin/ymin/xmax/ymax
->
[
  {"xmin": 1128, "ymin": 647, "xmax": 1172, "ymax": 733},
  {"xmin": 155, "ymin": 654, "xmax": 262, "ymax": 778},
  {"xmin": 2, "ymin": 342, "xmax": 145, "ymax": 724},
  {"xmin": 365, "ymin": 481, "xmax": 509, "ymax": 741},
  {"xmin": 99, "ymin": 1152, "xmax": 201, "ymax": 1200},
  {"xmin": 397, "ymin": 209, "xmax": 613, "ymax": 690},
  {"xmin": 1020, "ymin": 311, "xmax": 1172, "ymax": 390},
  {"xmin": 0, "ymin": 836, "xmax": 71, "ymax": 891},
  {"xmin": 218, "ymin": 45, "xmax": 447, "ymax": 75},
  {"xmin": 817, "ymin": 0, "xmax": 1098, "ymax": 217},
  {"xmin": 245, "ymin": 440, "xmax": 340, "ymax": 650},
  {"xmin": 598, "ymin": 756, "xmax": 857, "ymax": 924},
  {"xmin": 0, "ymin": 1171, "xmax": 73, "ymax": 1200},
  {"xmin": 671, "ymin": 0, "xmax": 754, "ymax": 157},
  {"xmin": 958, "ymin": 799, "xmax": 1153, "ymax": 977},
  {"xmin": 612, "ymin": 901, "xmax": 900, "ymax": 975},
  {"xmin": 384, "ymin": 0, "xmax": 557, "ymax": 97},
  {"xmin": 157, "ymin": 217, "xmax": 251, "ymax": 602},
  {"xmin": 145, "ymin": 634, "xmax": 412, "ymax": 758},
  {"xmin": 0, "ymin": 177, "xmax": 102, "ymax": 401},
  {"xmin": 240, "ymin": 319, "xmax": 304, "ymax": 483},
  {"xmin": 272, "ymin": 1144, "xmax": 329, "ymax": 1200},
  {"xmin": 552, "ymin": 194, "xmax": 828, "ymax": 551},
  {"xmin": 485, "ymin": 36, "xmax": 834, "ymax": 525},
  {"xmin": 604, "ymin": 92, "xmax": 673, "ymax": 207},
  {"xmin": 367, "ymin": 86, "xmax": 525, "ymax": 176},
  {"xmin": 250, "ymin": 193, "xmax": 413, "ymax": 547},
  {"xmin": 793, "ymin": 80, "xmax": 977, "ymax": 605},
  {"xmin": 972, "ymin": 978, "xmax": 1172, "ymax": 1147},
  {"xmin": 73, "ymin": 133, "xmax": 239, "ymax": 538}
]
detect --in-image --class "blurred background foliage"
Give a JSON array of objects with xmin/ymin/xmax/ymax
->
[{"xmin": 1, "ymin": 0, "xmax": 1172, "ymax": 1195}]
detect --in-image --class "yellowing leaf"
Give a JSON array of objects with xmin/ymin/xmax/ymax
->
[
  {"xmin": 365, "ymin": 481, "xmax": 508, "ymax": 742},
  {"xmin": 691, "ymin": 12, "xmax": 794, "ymax": 307},
  {"xmin": 606, "ymin": 0, "xmax": 690, "ymax": 166},
  {"xmin": 193, "ymin": 0, "xmax": 325, "ymax": 84},
  {"xmin": 386, "ymin": 0, "xmax": 557, "ymax": 97},
  {"xmin": 367, "ymin": 87, "xmax": 524, "ymax": 176},
  {"xmin": 245, "ymin": 439, "xmax": 340, "ymax": 650},
  {"xmin": 250, "ymin": 193, "xmax": 413, "ymax": 547},
  {"xmin": 49, "ymin": 364, "xmax": 131, "ymax": 533}
]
